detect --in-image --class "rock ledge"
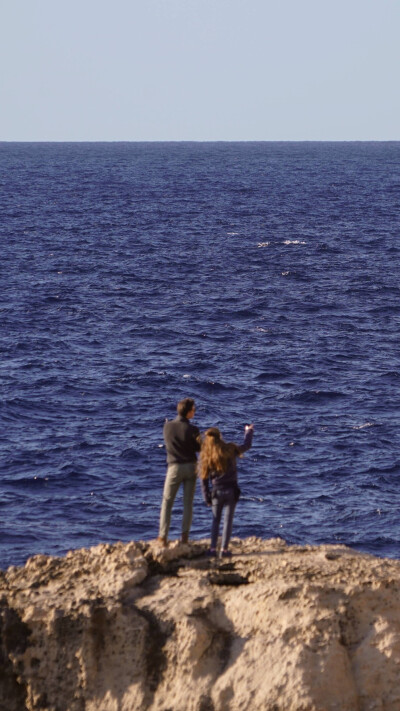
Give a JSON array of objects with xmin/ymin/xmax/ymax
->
[{"xmin": 1, "ymin": 537, "xmax": 400, "ymax": 710}]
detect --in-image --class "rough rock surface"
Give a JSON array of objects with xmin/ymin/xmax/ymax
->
[{"xmin": 1, "ymin": 537, "xmax": 400, "ymax": 711}]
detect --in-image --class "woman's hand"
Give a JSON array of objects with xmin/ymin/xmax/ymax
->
[{"xmin": 245, "ymin": 423, "xmax": 254, "ymax": 432}]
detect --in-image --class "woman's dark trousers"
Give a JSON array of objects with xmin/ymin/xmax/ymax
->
[{"xmin": 211, "ymin": 488, "xmax": 236, "ymax": 550}]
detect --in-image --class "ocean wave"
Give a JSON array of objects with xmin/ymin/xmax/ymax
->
[
  {"xmin": 285, "ymin": 390, "xmax": 347, "ymax": 404},
  {"xmin": 120, "ymin": 447, "xmax": 146, "ymax": 460},
  {"xmin": 256, "ymin": 370, "xmax": 292, "ymax": 381}
]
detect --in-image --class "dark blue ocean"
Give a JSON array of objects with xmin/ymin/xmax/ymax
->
[{"xmin": 1, "ymin": 142, "xmax": 400, "ymax": 570}]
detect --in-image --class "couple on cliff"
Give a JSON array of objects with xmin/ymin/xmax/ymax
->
[{"xmin": 157, "ymin": 397, "xmax": 253, "ymax": 558}]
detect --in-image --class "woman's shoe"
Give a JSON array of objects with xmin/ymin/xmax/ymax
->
[
  {"xmin": 221, "ymin": 549, "xmax": 232, "ymax": 558},
  {"xmin": 206, "ymin": 548, "xmax": 217, "ymax": 557}
]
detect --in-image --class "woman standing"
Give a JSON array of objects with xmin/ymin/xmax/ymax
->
[{"xmin": 199, "ymin": 424, "xmax": 254, "ymax": 557}]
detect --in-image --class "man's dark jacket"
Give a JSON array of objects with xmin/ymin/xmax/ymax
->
[{"xmin": 163, "ymin": 415, "xmax": 200, "ymax": 465}]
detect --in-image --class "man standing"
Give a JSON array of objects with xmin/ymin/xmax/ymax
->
[{"xmin": 158, "ymin": 398, "xmax": 200, "ymax": 546}]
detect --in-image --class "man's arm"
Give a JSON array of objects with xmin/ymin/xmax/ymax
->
[{"xmin": 192, "ymin": 425, "xmax": 201, "ymax": 452}]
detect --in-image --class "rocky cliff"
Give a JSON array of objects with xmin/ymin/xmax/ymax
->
[{"xmin": 1, "ymin": 537, "xmax": 400, "ymax": 711}]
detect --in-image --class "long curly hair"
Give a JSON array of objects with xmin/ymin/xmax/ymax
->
[{"xmin": 198, "ymin": 427, "xmax": 242, "ymax": 480}]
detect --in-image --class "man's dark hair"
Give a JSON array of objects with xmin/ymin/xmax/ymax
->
[{"xmin": 177, "ymin": 398, "xmax": 195, "ymax": 418}]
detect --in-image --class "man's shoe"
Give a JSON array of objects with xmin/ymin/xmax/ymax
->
[
  {"xmin": 206, "ymin": 548, "xmax": 217, "ymax": 557},
  {"xmin": 157, "ymin": 536, "xmax": 168, "ymax": 547}
]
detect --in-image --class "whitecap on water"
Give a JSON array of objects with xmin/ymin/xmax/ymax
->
[
  {"xmin": 352, "ymin": 422, "xmax": 374, "ymax": 430},
  {"xmin": 257, "ymin": 242, "xmax": 270, "ymax": 247},
  {"xmin": 283, "ymin": 240, "xmax": 306, "ymax": 245}
]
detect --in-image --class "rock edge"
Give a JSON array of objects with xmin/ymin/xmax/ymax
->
[{"xmin": 1, "ymin": 537, "xmax": 400, "ymax": 711}]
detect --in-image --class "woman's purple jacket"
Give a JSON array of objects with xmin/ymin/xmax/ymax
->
[{"xmin": 200, "ymin": 428, "xmax": 253, "ymax": 504}]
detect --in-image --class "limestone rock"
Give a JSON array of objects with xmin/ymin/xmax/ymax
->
[{"xmin": 1, "ymin": 537, "xmax": 400, "ymax": 710}]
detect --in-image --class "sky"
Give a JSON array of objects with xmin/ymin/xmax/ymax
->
[{"xmin": 1, "ymin": 0, "xmax": 399, "ymax": 141}]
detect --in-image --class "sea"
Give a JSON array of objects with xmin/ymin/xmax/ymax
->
[{"xmin": 1, "ymin": 141, "xmax": 400, "ymax": 570}]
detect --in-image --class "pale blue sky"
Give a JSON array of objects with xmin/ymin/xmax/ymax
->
[{"xmin": 1, "ymin": 0, "xmax": 399, "ymax": 141}]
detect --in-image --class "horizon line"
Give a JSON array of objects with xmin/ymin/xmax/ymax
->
[{"xmin": 1, "ymin": 139, "xmax": 400, "ymax": 144}]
